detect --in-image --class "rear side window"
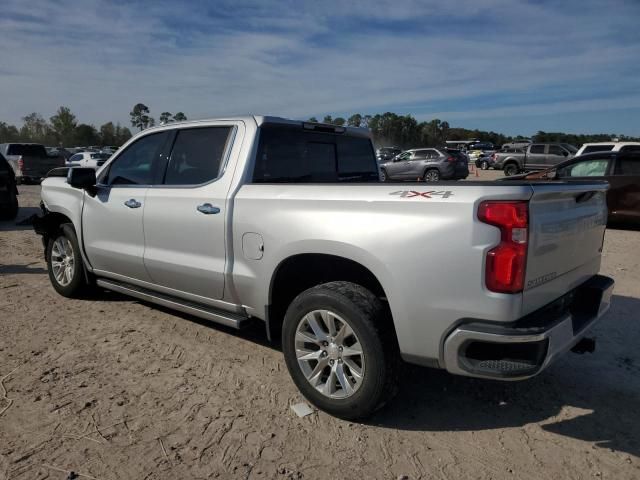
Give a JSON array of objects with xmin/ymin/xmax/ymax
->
[
  {"xmin": 583, "ymin": 145, "xmax": 613, "ymax": 154},
  {"xmin": 104, "ymin": 132, "xmax": 170, "ymax": 186},
  {"xmin": 615, "ymin": 156, "xmax": 640, "ymax": 175},
  {"xmin": 619, "ymin": 145, "xmax": 640, "ymax": 153},
  {"xmin": 164, "ymin": 127, "xmax": 232, "ymax": 185},
  {"xmin": 253, "ymin": 125, "xmax": 378, "ymax": 183},
  {"xmin": 530, "ymin": 145, "xmax": 545, "ymax": 154}
]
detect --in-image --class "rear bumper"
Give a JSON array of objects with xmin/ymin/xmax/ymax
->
[{"xmin": 442, "ymin": 275, "xmax": 614, "ymax": 380}]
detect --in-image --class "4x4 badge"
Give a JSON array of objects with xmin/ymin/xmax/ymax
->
[{"xmin": 389, "ymin": 190, "xmax": 454, "ymax": 199}]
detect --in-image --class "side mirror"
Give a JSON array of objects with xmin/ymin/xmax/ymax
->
[{"xmin": 67, "ymin": 167, "xmax": 96, "ymax": 190}]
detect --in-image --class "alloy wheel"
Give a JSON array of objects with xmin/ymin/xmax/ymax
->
[{"xmin": 51, "ymin": 236, "xmax": 75, "ymax": 287}]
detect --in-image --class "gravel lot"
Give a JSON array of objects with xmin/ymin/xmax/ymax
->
[{"xmin": 1, "ymin": 174, "xmax": 639, "ymax": 480}]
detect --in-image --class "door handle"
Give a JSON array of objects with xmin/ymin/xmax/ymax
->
[
  {"xmin": 197, "ymin": 203, "xmax": 220, "ymax": 215},
  {"xmin": 124, "ymin": 198, "xmax": 142, "ymax": 209}
]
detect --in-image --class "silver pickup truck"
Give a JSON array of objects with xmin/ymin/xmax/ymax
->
[{"xmin": 34, "ymin": 116, "xmax": 614, "ymax": 419}]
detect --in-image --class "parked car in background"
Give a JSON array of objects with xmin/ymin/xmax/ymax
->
[
  {"xmin": 493, "ymin": 143, "xmax": 577, "ymax": 176},
  {"xmin": 101, "ymin": 146, "xmax": 119, "ymax": 155},
  {"xmin": 575, "ymin": 142, "xmax": 640, "ymax": 157},
  {"xmin": 66, "ymin": 152, "xmax": 111, "ymax": 169},
  {"xmin": 46, "ymin": 147, "xmax": 72, "ymax": 161},
  {"xmin": 501, "ymin": 151, "xmax": 640, "ymax": 226},
  {"xmin": 376, "ymin": 146, "xmax": 402, "ymax": 163},
  {"xmin": 0, "ymin": 152, "xmax": 19, "ymax": 219},
  {"xmin": 0, "ymin": 143, "xmax": 65, "ymax": 184},
  {"xmin": 502, "ymin": 139, "xmax": 532, "ymax": 149},
  {"xmin": 380, "ymin": 147, "xmax": 469, "ymax": 181}
]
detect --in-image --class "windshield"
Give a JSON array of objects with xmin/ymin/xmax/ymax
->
[{"xmin": 6, "ymin": 144, "xmax": 48, "ymax": 157}]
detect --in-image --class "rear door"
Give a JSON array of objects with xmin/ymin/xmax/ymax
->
[
  {"xmin": 607, "ymin": 153, "xmax": 640, "ymax": 223},
  {"xmin": 82, "ymin": 130, "xmax": 171, "ymax": 282},
  {"xmin": 522, "ymin": 181, "xmax": 609, "ymax": 315},
  {"xmin": 142, "ymin": 123, "xmax": 240, "ymax": 303}
]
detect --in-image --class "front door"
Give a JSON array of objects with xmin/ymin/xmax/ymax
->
[
  {"xmin": 607, "ymin": 152, "xmax": 640, "ymax": 221},
  {"xmin": 82, "ymin": 130, "xmax": 171, "ymax": 282},
  {"xmin": 143, "ymin": 123, "xmax": 240, "ymax": 303}
]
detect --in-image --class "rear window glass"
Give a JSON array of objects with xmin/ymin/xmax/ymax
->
[
  {"xmin": 583, "ymin": 145, "xmax": 613, "ymax": 154},
  {"xmin": 6, "ymin": 144, "xmax": 47, "ymax": 157},
  {"xmin": 253, "ymin": 125, "xmax": 378, "ymax": 183}
]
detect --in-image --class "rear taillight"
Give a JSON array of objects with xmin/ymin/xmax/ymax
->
[
  {"xmin": 446, "ymin": 156, "xmax": 456, "ymax": 162},
  {"xmin": 478, "ymin": 201, "xmax": 528, "ymax": 293},
  {"xmin": 17, "ymin": 156, "xmax": 24, "ymax": 172},
  {"xmin": 491, "ymin": 153, "xmax": 496, "ymax": 160}
]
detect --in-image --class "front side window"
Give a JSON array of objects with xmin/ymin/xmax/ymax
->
[
  {"xmin": 619, "ymin": 145, "xmax": 640, "ymax": 153},
  {"xmin": 69, "ymin": 154, "xmax": 83, "ymax": 163},
  {"xmin": 164, "ymin": 127, "xmax": 232, "ymax": 185},
  {"xmin": 253, "ymin": 125, "xmax": 378, "ymax": 183},
  {"xmin": 548, "ymin": 145, "xmax": 567, "ymax": 156},
  {"xmin": 103, "ymin": 132, "xmax": 169, "ymax": 186},
  {"xmin": 558, "ymin": 158, "xmax": 610, "ymax": 178}
]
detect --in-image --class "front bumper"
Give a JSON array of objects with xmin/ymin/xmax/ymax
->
[{"xmin": 443, "ymin": 275, "xmax": 614, "ymax": 380}]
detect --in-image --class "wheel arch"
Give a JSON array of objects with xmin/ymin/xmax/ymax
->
[{"xmin": 266, "ymin": 253, "xmax": 395, "ymax": 343}]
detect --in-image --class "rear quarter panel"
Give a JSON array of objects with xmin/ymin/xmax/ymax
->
[{"xmin": 231, "ymin": 183, "xmax": 534, "ymax": 364}]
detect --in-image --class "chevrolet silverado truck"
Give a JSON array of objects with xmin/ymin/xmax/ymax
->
[
  {"xmin": 494, "ymin": 143, "xmax": 578, "ymax": 176},
  {"xmin": 33, "ymin": 117, "xmax": 614, "ymax": 419}
]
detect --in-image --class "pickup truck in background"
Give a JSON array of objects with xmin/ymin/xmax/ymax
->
[
  {"xmin": 493, "ymin": 143, "xmax": 578, "ymax": 176},
  {"xmin": 34, "ymin": 117, "xmax": 614, "ymax": 419},
  {"xmin": 0, "ymin": 143, "xmax": 65, "ymax": 184}
]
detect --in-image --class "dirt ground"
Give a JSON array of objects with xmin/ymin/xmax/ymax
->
[{"xmin": 1, "ymin": 175, "xmax": 639, "ymax": 480}]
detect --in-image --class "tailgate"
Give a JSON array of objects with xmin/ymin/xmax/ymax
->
[
  {"xmin": 522, "ymin": 181, "xmax": 608, "ymax": 315},
  {"xmin": 22, "ymin": 155, "xmax": 65, "ymax": 177}
]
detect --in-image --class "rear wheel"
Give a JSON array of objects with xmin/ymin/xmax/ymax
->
[
  {"xmin": 423, "ymin": 169, "xmax": 440, "ymax": 182},
  {"xmin": 46, "ymin": 223, "xmax": 90, "ymax": 298},
  {"xmin": 380, "ymin": 169, "xmax": 388, "ymax": 182},
  {"xmin": 480, "ymin": 160, "xmax": 489, "ymax": 170},
  {"xmin": 282, "ymin": 281, "xmax": 398, "ymax": 420},
  {"xmin": 504, "ymin": 163, "xmax": 519, "ymax": 176}
]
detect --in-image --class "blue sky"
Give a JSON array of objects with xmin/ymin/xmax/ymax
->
[{"xmin": 1, "ymin": 0, "xmax": 639, "ymax": 136}]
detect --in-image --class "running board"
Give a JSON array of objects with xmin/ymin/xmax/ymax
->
[{"xmin": 96, "ymin": 279, "xmax": 249, "ymax": 329}]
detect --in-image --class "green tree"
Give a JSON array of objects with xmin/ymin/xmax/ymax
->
[
  {"xmin": 74, "ymin": 124, "xmax": 99, "ymax": 146},
  {"xmin": 347, "ymin": 114, "xmax": 362, "ymax": 127},
  {"xmin": 308, "ymin": 117, "xmax": 319, "ymax": 123},
  {"xmin": 173, "ymin": 112, "xmax": 187, "ymax": 122},
  {"xmin": 333, "ymin": 117, "xmax": 346, "ymax": 126},
  {"xmin": 0, "ymin": 122, "xmax": 20, "ymax": 143},
  {"xmin": 160, "ymin": 112, "xmax": 173, "ymax": 124},
  {"xmin": 99, "ymin": 122, "xmax": 116, "ymax": 146},
  {"xmin": 322, "ymin": 115, "xmax": 333, "ymax": 124},
  {"xmin": 50, "ymin": 106, "xmax": 77, "ymax": 146},
  {"xmin": 114, "ymin": 124, "xmax": 132, "ymax": 146},
  {"xmin": 20, "ymin": 113, "xmax": 52, "ymax": 144},
  {"xmin": 130, "ymin": 103, "xmax": 152, "ymax": 130}
]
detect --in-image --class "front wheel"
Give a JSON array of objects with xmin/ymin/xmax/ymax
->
[
  {"xmin": 480, "ymin": 160, "xmax": 489, "ymax": 170},
  {"xmin": 282, "ymin": 281, "xmax": 398, "ymax": 420},
  {"xmin": 380, "ymin": 169, "xmax": 388, "ymax": 182},
  {"xmin": 46, "ymin": 223, "xmax": 90, "ymax": 298}
]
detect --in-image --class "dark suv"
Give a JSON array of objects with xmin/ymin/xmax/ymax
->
[
  {"xmin": 380, "ymin": 147, "xmax": 469, "ymax": 182},
  {"xmin": 0, "ymin": 153, "xmax": 19, "ymax": 220}
]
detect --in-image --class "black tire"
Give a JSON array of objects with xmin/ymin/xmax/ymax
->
[
  {"xmin": 46, "ymin": 223, "xmax": 90, "ymax": 298},
  {"xmin": 423, "ymin": 169, "xmax": 440, "ymax": 182},
  {"xmin": 380, "ymin": 169, "xmax": 388, "ymax": 182},
  {"xmin": 480, "ymin": 160, "xmax": 489, "ymax": 170},
  {"xmin": 0, "ymin": 192, "xmax": 18, "ymax": 220},
  {"xmin": 504, "ymin": 163, "xmax": 519, "ymax": 176},
  {"xmin": 282, "ymin": 281, "xmax": 398, "ymax": 420}
]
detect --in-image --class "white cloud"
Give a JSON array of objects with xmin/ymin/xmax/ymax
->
[{"xmin": 0, "ymin": 0, "xmax": 638, "ymax": 134}]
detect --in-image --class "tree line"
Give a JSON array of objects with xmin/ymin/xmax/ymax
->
[
  {"xmin": 310, "ymin": 112, "xmax": 639, "ymax": 149},
  {"xmin": 2, "ymin": 105, "xmax": 636, "ymax": 149}
]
